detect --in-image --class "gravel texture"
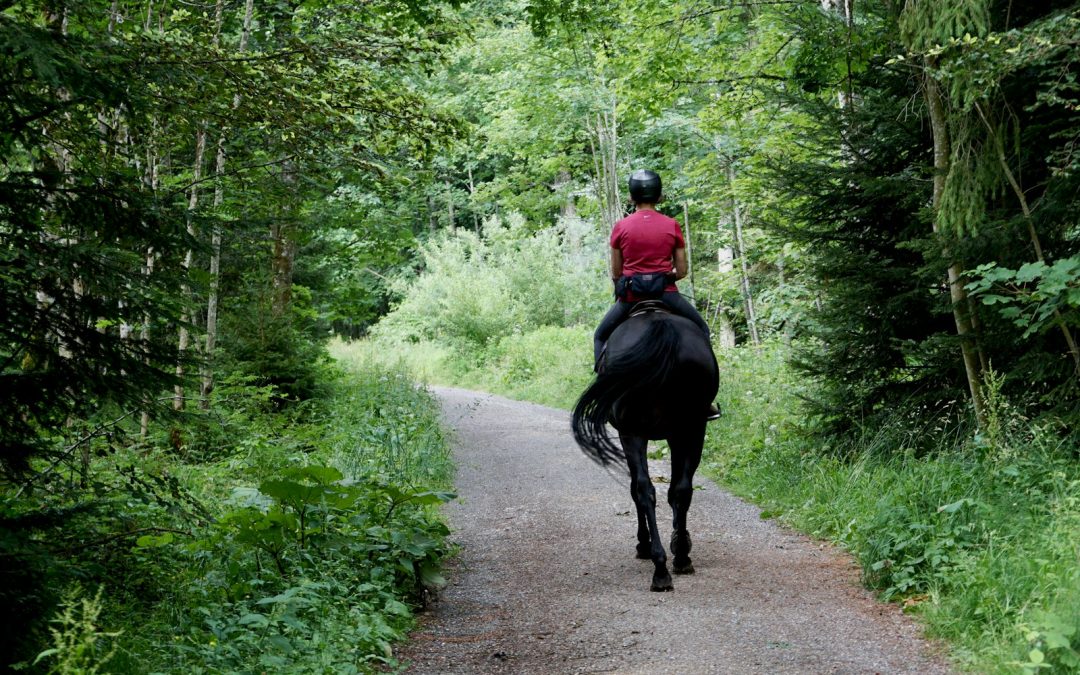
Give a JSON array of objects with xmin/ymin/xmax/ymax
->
[{"xmin": 397, "ymin": 387, "xmax": 952, "ymax": 674}]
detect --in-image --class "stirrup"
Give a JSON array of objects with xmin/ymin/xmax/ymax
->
[{"xmin": 705, "ymin": 403, "xmax": 721, "ymax": 421}]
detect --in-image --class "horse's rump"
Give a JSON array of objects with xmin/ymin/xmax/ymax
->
[{"xmin": 572, "ymin": 313, "xmax": 717, "ymax": 465}]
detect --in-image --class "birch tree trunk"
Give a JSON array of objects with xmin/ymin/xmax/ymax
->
[
  {"xmin": 445, "ymin": 181, "xmax": 456, "ymax": 230},
  {"xmin": 778, "ymin": 250, "xmax": 793, "ymax": 347},
  {"xmin": 728, "ymin": 165, "xmax": 760, "ymax": 345},
  {"xmin": 590, "ymin": 98, "xmax": 621, "ymax": 231},
  {"xmin": 821, "ymin": 0, "xmax": 855, "ymax": 109},
  {"xmin": 924, "ymin": 65, "xmax": 987, "ymax": 427},
  {"xmin": 202, "ymin": 0, "xmax": 254, "ymax": 407},
  {"xmin": 716, "ymin": 245, "xmax": 737, "ymax": 349},
  {"xmin": 467, "ymin": 162, "xmax": 480, "ymax": 229},
  {"xmin": 683, "ymin": 202, "xmax": 695, "ymax": 302},
  {"xmin": 174, "ymin": 127, "xmax": 206, "ymax": 411},
  {"xmin": 140, "ymin": 126, "xmax": 161, "ymax": 439}
]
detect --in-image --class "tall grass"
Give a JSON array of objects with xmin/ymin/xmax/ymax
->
[
  {"xmin": 333, "ymin": 324, "xmax": 595, "ymax": 411},
  {"xmin": 328, "ymin": 358, "xmax": 454, "ymax": 489},
  {"xmin": 706, "ymin": 341, "xmax": 1080, "ymax": 673}
]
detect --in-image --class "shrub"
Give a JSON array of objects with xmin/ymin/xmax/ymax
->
[
  {"xmin": 4, "ymin": 363, "xmax": 455, "ymax": 674},
  {"xmin": 374, "ymin": 213, "xmax": 609, "ymax": 353}
]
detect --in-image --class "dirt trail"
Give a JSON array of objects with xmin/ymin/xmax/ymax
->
[{"xmin": 398, "ymin": 387, "xmax": 951, "ymax": 674}]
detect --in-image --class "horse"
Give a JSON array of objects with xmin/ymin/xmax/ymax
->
[{"xmin": 572, "ymin": 306, "xmax": 719, "ymax": 592}]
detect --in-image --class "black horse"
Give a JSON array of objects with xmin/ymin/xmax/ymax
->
[{"xmin": 572, "ymin": 307, "xmax": 719, "ymax": 591}]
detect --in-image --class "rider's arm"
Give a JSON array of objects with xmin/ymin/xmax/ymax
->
[
  {"xmin": 672, "ymin": 247, "xmax": 688, "ymax": 280},
  {"xmin": 610, "ymin": 247, "xmax": 624, "ymax": 283}
]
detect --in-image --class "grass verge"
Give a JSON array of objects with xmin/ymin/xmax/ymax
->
[
  {"xmin": 706, "ymin": 342, "xmax": 1080, "ymax": 674},
  {"xmin": 330, "ymin": 325, "xmax": 595, "ymax": 411}
]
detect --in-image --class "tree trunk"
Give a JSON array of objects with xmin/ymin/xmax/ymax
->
[
  {"xmin": 202, "ymin": 0, "xmax": 254, "ymax": 407},
  {"xmin": 554, "ymin": 168, "xmax": 577, "ymax": 220},
  {"xmin": 140, "ymin": 125, "xmax": 160, "ymax": 439},
  {"xmin": 925, "ymin": 66, "xmax": 987, "ymax": 427},
  {"xmin": 778, "ymin": 250, "xmax": 793, "ymax": 347},
  {"xmin": 201, "ymin": 136, "xmax": 224, "ymax": 409},
  {"xmin": 683, "ymin": 202, "xmax": 695, "ymax": 302},
  {"xmin": 445, "ymin": 181, "xmax": 455, "ymax": 230},
  {"xmin": 717, "ymin": 238, "xmax": 738, "ymax": 348},
  {"xmin": 590, "ymin": 99, "xmax": 621, "ymax": 231},
  {"xmin": 271, "ymin": 219, "xmax": 298, "ymax": 318},
  {"xmin": 728, "ymin": 165, "xmax": 760, "ymax": 346},
  {"xmin": 270, "ymin": 223, "xmax": 298, "ymax": 317},
  {"xmin": 175, "ymin": 127, "xmax": 206, "ymax": 411},
  {"xmin": 271, "ymin": 156, "xmax": 299, "ymax": 318},
  {"xmin": 467, "ymin": 162, "xmax": 480, "ymax": 229}
]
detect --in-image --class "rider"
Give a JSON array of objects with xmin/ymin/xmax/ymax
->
[{"xmin": 593, "ymin": 169, "xmax": 720, "ymax": 420}]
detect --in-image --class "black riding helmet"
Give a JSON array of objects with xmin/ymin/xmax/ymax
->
[{"xmin": 628, "ymin": 169, "xmax": 662, "ymax": 204}]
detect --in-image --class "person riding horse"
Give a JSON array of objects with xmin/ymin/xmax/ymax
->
[
  {"xmin": 593, "ymin": 169, "xmax": 720, "ymax": 421},
  {"xmin": 574, "ymin": 176, "xmax": 722, "ymax": 588}
]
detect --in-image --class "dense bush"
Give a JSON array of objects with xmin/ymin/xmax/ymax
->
[
  {"xmin": 8, "ymin": 363, "xmax": 454, "ymax": 674},
  {"xmin": 374, "ymin": 213, "xmax": 610, "ymax": 353}
]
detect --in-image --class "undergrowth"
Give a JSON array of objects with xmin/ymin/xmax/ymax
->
[
  {"xmin": 706, "ymin": 342, "xmax": 1080, "ymax": 673},
  {"xmin": 9, "ymin": 363, "xmax": 454, "ymax": 674}
]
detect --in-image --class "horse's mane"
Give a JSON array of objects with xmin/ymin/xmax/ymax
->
[{"xmin": 571, "ymin": 318, "xmax": 681, "ymax": 465}]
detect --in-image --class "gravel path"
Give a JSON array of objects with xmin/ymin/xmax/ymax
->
[{"xmin": 398, "ymin": 387, "xmax": 952, "ymax": 674}]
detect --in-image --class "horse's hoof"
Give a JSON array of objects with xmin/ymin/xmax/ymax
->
[
  {"xmin": 636, "ymin": 543, "xmax": 651, "ymax": 559},
  {"xmin": 673, "ymin": 561, "xmax": 695, "ymax": 575},
  {"xmin": 650, "ymin": 574, "xmax": 674, "ymax": 592}
]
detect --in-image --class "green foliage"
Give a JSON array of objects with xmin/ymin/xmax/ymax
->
[
  {"xmin": 325, "ymin": 361, "xmax": 454, "ymax": 486},
  {"xmin": 181, "ymin": 469, "xmax": 454, "ymax": 672},
  {"xmin": 479, "ymin": 325, "xmax": 596, "ymax": 409},
  {"xmin": 1, "ymin": 0, "xmax": 467, "ymax": 475},
  {"xmin": 375, "ymin": 213, "xmax": 608, "ymax": 352},
  {"xmin": 899, "ymin": 0, "xmax": 991, "ymax": 51},
  {"xmin": 966, "ymin": 257, "xmax": 1080, "ymax": 338},
  {"xmin": 1016, "ymin": 611, "xmax": 1080, "ymax": 673},
  {"xmin": 3, "ymin": 362, "xmax": 455, "ymax": 673},
  {"xmin": 754, "ymin": 1, "xmax": 1080, "ymax": 429},
  {"xmin": 0, "ymin": 13, "xmax": 193, "ymax": 472},
  {"xmin": 217, "ymin": 282, "xmax": 331, "ymax": 403}
]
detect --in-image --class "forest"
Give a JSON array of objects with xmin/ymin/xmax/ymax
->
[{"xmin": 2, "ymin": 0, "xmax": 1079, "ymax": 672}]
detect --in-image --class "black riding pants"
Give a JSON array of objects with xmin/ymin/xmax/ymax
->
[{"xmin": 593, "ymin": 292, "xmax": 711, "ymax": 362}]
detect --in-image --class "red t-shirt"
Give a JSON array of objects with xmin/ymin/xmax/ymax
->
[{"xmin": 610, "ymin": 209, "xmax": 684, "ymax": 301}]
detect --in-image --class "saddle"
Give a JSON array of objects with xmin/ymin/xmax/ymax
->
[
  {"xmin": 628, "ymin": 300, "xmax": 672, "ymax": 319},
  {"xmin": 595, "ymin": 301, "xmax": 672, "ymax": 374}
]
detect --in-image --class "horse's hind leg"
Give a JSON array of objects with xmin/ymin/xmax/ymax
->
[
  {"xmin": 621, "ymin": 432, "xmax": 672, "ymax": 592},
  {"xmin": 668, "ymin": 422, "xmax": 705, "ymax": 575},
  {"xmin": 634, "ymin": 506, "xmax": 651, "ymax": 560}
]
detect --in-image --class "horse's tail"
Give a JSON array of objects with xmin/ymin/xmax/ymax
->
[{"xmin": 571, "ymin": 318, "xmax": 681, "ymax": 465}]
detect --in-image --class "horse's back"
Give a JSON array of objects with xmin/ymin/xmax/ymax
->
[
  {"xmin": 605, "ymin": 311, "xmax": 718, "ymax": 437},
  {"xmin": 608, "ymin": 311, "xmax": 716, "ymax": 377}
]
